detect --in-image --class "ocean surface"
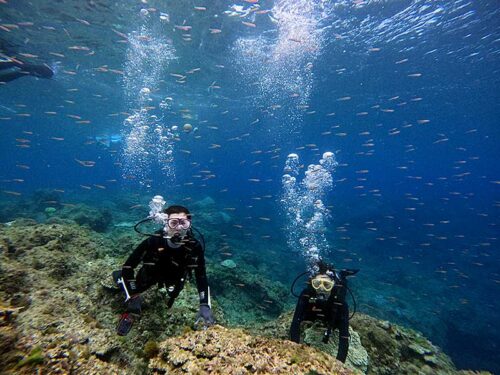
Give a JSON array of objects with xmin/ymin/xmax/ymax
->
[{"xmin": 0, "ymin": 0, "xmax": 499, "ymax": 372}]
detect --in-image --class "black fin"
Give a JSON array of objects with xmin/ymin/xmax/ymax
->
[{"xmin": 116, "ymin": 313, "xmax": 134, "ymax": 336}]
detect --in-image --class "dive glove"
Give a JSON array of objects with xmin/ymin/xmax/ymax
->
[{"xmin": 194, "ymin": 304, "xmax": 214, "ymax": 329}]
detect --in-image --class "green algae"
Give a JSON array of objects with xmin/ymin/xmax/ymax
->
[
  {"xmin": 143, "ymin": 340, "xmax": 160, "ymax": 359},
  {"xmin": 17, "ymin": 346, "xmax": 44, "ymax": 368}
]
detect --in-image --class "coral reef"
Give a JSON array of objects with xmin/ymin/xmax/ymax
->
[
  {"xmin": 149, "ymin": 325, "xmax": 355, "ymax": 375},
  {"xmin": 58, "ymin": 204, "xmax": 113, "ymax": 232},
  {"xmin": 32, "ymin": 189, "xmax": 63, "ymax": 210},
  {"xmin": 349, "ymin": 314, "xmax": 491, "ymax": 375},
  {"xmin": 191, "ymin": 196, "xmax": 234, "ymax": 227},
  {"xmin": 44, "ymin": 207, "xmax": 57, "ymax": 217},
  {"xmin": 251, "ymin": 309, "xmax": 491, "ymax": 375},
  {"xmin": 208, "ymin": 263, "xmax": 289, "ymax": 325},
  {"xmin": 250, "ymin": 310, "xmax": 369, "ymax": 373},
  {"xmin": 0, "ymin": 215, "xmax": 492, "ymax": 375},
  {"xmin": 0, "ymin": 307, "xmax": 20, "ymax": 371},
  {"xmin": 220, "ymin": 259, "xmax": 237, "ymax": 268},
  {"xmin": 303, "ymin": 323, "xmax": 369, "ymax": 373},
  {"xmin": 0, "ymin": 220, "xmax": 223, "ymax": 374}
]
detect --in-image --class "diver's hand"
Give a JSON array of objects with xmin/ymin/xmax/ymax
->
[{"xmin": 194, "ymin": 304, "xmax": 214, "ymax": 329}]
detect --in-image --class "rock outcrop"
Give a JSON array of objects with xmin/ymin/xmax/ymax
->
[
  {"xmin": 0, "ymin": 219, "xmax": 492, "ymax": 375},
  {"xmin": 149, "ymin": 325, "xmax": 355, "ymax": 375}
]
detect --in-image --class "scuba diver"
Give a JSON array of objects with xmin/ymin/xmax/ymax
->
[
  {"xmin": 290, "ymin": 260, "xmax": 358, "ymax": 363},
  {"xmin": 111, "ymin": 196, "xmax": 214, "ymax": 336},
  {"xmin": 0, "ymin": 54, "xmax": 54, "ymax": 83}
]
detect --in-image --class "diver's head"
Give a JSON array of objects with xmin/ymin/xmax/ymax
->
[
  {"xmin": 310, "ymin": 273, "xmax": 335, "ymax": 301},
  {"xmin": 163, "ymin": 205, "xmax": 191, "ymax": 244},
  {"xmin": 310, "ymin": 259, "xmax": 336, "ymax": 300}
]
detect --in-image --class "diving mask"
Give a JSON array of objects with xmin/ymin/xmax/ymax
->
[
  {"xmin": 311, "ymin": 275, "xmax": 335, "ymax": 292},
  {"xmin": 167, "ymin": 218, "xmax": 191, "ymax": 230},
  {"xmin": 164, "ymin": 217, "xmax": 191, "ymax": 243}
]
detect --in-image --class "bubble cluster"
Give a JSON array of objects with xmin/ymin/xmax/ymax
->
[
  {"xmin": 232, "ymin": 0, "xmax": 331, "ymax": 129},
  {"xmin": 281, "ymin": 152, "xmax": 338, "ymax": 273},
  {"xmin": 121, "ymin": 13, "xmax": 177, "ymax": 186}
]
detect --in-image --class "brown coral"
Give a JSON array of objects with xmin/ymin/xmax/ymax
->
[{"xmin": 149, "ymin": 325, "xmax": 355, "ymax": 375}]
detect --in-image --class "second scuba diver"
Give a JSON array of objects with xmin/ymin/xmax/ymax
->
[
  {"xmin": 0, "ymin": 54, "xmax": 54, "ymax": 83},
  {"xmin": 290, "ymin": 260, "xmax": 358, "ymax": 363},
  {"xmin": 112, "ymin": 196, "xmax": 214, "ymax": 335}
]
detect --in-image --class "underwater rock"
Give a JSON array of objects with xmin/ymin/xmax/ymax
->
[
  {"xmin": 59, "ymin": 204, "xmax": 113, "ymax": 232},
  {"xmin": 208, "ymin": 264, "xmax": 288, "ymax": 323},
  {"xmin": 0, "ymin": 222, "xmax": 128, "ymax": 373},
  {"xmin": 192, "ymin": 196, "xmax": 216, "ymax": 209},
  {"xmin": 303, "ymin": 323, "xmax": 369, "ymax": 373},
  {"xmin": 32, "ymin": 189, "xmax": 63, "ymax": 210},
  {"xmin": 249, "ymin": 310, "xmax": 490, "ymax": 375},
  {"xmin": 220, "ymin": 259, "xmax": 237, "ymax": 268},
  {"xmin": 44, "ymin": 207, "xmax": 57, "ymax": 217},
  {"xmin": 0, "ymin": 325, "xmax": 19, "ymax": 370},
  {"xmin": 0, "ymin": 200, "xmax": 30, "ymax": 222},
  {"xmin": 106, "ymin": 230, "xmax": 143, "ymax": 257},
  {"xmin": 0, "ymin": 260, "xmax": 29, "ymax": 298},
  {"xmin": 113, "ymin": 221, "xmax": 135, "ymax": 228},
  {"xmin": 1, "ymin": 222, "xmax": 87, "ymax": 255},
  {"xmin": 194, "ymin": 209, "xmax": 233, "ymax": 227},
  {"xmin": 87, "ymin": 329, "xmax": 120, "ymax": 361},
  {"xmin": 0, "ymin": 219, "xmax": 491, "ymax": 375},
  {"xmin": 349, "ymin": 313, "xmax": 467, "ymax": 374},
  {"xmin": 149, "ymin": 325, "xmax": 355, "ymax": 374},
  {"xmin": 220, "ymin": 211, "xmax": 232, "ymax": 223},
  {"xmin": 250, "ymin": 311, "xmax": 369, "ymax": 373},
  {"xmin": 0, "ymin": 236, "xmax": 16, "ymax": 254}
]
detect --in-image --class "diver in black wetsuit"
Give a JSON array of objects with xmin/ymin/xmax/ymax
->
[
  {"xmin": 0, "ymin": 55, "xmax": 53, "ymax": 83},
  {"xmin": 290, "ymin": 261, "xmax": 358, "ymax": 363},
  {"xmin": 113, "ymin": 205, "xmax": 214, "ymax": 336}
]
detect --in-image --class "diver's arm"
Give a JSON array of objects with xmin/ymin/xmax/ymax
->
[
  {"xmin": 0, "ymin": 60, "xmax": 18, "ymax": 71},
  {"xmin": 193, "ymin": 241, "xmax": 209, "ymax": 305},
  {"xmin": 0, "ymin": 61, "xmax": 53, "ymax": 83},
  {"xmin": 0, "ymin": 70, "xmax": 29, "ymax": 83},
  {"xmin": 121, "ymin": 238, "xmax": 149, "ymax": 294},
  {"xmin": 192, "ymin": 240, "xmax": 214, "ymax": 327},
  {"xmin": 336, "ymin": 303, "xmax": 350, "ymax": 363},
  {"xmin": 290, "ymin": 290, "xmax": 308, "ymax": 343}
]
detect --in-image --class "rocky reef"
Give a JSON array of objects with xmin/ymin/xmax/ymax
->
[
  {"xmin": 209, "ymin": 263, "xmax": 290, "ymax": 325},
  {"xmin": 250, "ymin": 310, "xmax": 489, "ymax": 375},
  {"xmin": 0, "ymin": 216, "xmax": 492, "ymax": 374},
  {"xmin": 149, "ymin": 325, "xmax": 354, "ymax": 374}
]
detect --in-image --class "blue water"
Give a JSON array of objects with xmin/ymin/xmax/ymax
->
[{"xmin": 1, "ymin": 0, "xmax": 499, "ymax": 372}]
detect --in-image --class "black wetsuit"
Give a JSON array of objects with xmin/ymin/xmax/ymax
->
[
  {"xmin": 0, "ymin": 58, "xmax": 53, "ymax": 83},
  {"xmin": 121, "ymin": 233, "xmax": 209, "ymax": 312},
  {"xmin": 290, "ymin": 274, "xmax": 350, "ymax": 362}
]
